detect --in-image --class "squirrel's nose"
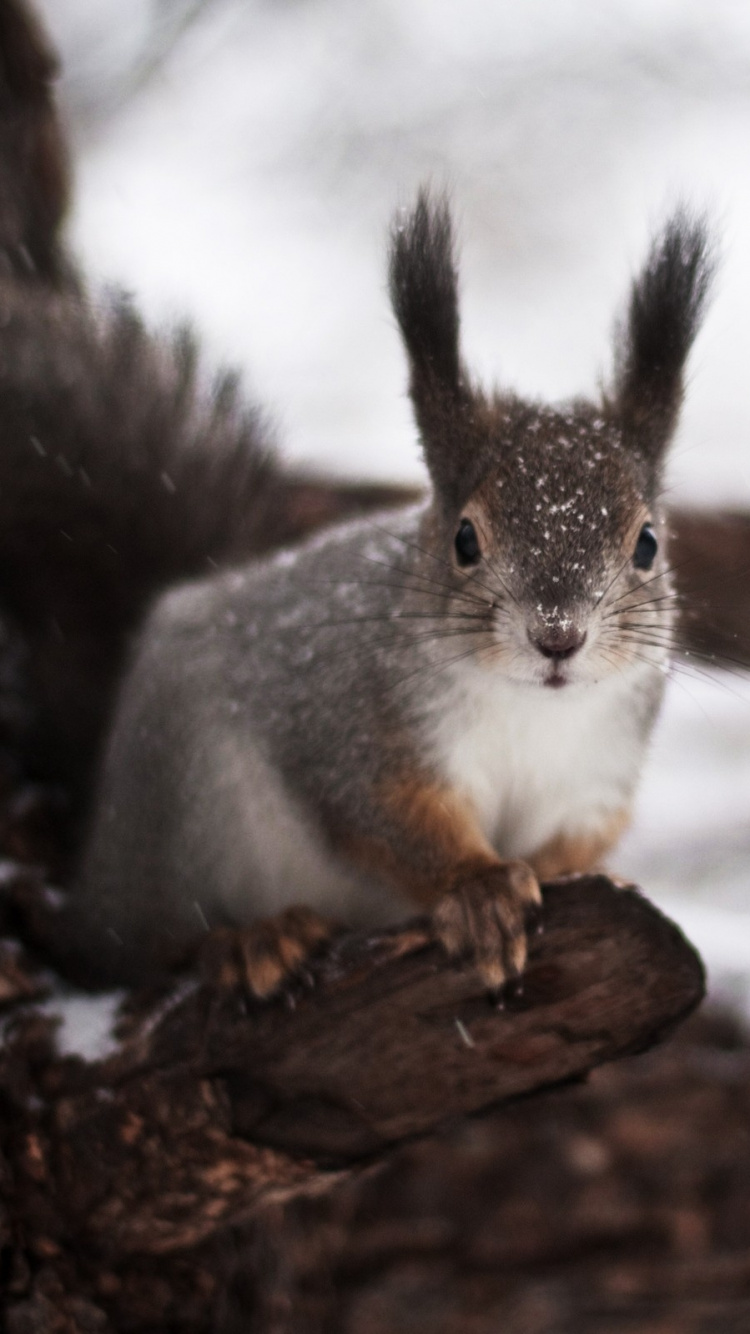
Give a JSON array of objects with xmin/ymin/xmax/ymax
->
[{"xmin": 529, "ymin": 625, "xmax": 587, "ymax": 660}]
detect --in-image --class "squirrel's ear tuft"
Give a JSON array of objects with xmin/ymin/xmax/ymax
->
[
  {"xmin": 389, "ymin": 189, "xmax": 475, "ymax": 505},
  {"xmin": 612, "ymin": 209, "xmax": 715, "ymax": 461},
  {"xmin": 389, "ymin": 188, "xmax": 461, "ymax": 394}
]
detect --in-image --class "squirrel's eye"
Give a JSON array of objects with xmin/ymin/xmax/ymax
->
[
  {"xmin": 455, "ymin": 518, "xmax": 481, "ymax": 567},
  {"xmin": 633, "ymin": 523, "xmax": 658, "ymax": 571}
]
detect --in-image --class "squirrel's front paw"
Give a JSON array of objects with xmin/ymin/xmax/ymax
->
[{"xmin": 432, "ymin": 861, "xmax": 542, "ymax": 990}]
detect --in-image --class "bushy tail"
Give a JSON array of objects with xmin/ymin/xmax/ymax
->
[
  {"xmin": 0, "ymin": 3, "xmax": 413, "ymax": 819},
  {"xmin": 0, "ymin": 0, "xmax": 70, "ymax": 286}
]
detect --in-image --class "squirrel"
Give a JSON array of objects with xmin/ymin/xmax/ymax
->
[
  {"xmin": 52, "ymin": 192, "xmax": 713, "ymax": 997},
  {"xmin": 0, "ymin": 1, "xmax": 714, "ymax": 996}
]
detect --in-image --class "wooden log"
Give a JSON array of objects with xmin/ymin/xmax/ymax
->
[
  {"xmin": 0, "ymin": 872, "xmax": 706, "ymax": 1331},
  {"xmin": 224, "ymin": 1010, "xmax": 750, "ymax": 1334},
  {"xmin": 6, "ymin": 876, "xmax": 704, "ymax": 1236},
  {"xmin": 146, "ymin": 876, "xmax": 704, "ymax": 1160}
]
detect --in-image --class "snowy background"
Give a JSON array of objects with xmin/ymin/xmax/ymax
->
[{"xmin": 33, "ymin": 0, "xmax": 750, "ymax": 1037}]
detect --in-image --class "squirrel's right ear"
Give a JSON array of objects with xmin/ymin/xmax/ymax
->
[
  {"xmin": 389, "ymin": 190, "xmax": 474, "ymax": 505},
  {"xmin": 611, "ymin": 210, "xmax": 715, "ymax": 464}
]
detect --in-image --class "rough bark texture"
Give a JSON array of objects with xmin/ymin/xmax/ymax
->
[{"xmin": 0, "ymin": 830, "xmax": 710, "ymax": 1334}]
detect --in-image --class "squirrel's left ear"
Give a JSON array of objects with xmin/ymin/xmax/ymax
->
[
  {"xmin": 611, "ymin": 209, "xmax": 715, "ymax": 464},
  {"xmin": 389, "ymin": 189, "xmax": 479, "ymax": 507}
]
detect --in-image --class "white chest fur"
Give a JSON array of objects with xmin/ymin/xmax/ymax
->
[{"xmin": 423, "ymin": 662, "xmax": 656, "ymax": 858}]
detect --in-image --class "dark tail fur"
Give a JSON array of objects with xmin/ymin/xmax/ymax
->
[
  {"xmin": 0, "ymin": 2, "xmax": 414, "ymax": 823},
  {"xmin": 0, "ymin": 0, "xmax": 70, "ymax": 285},
  {"xmin": 0, "ymin": 293, "xmax": 283, "ymax": 801}
]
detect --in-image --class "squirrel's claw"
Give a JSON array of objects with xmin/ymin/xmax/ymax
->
[
  {"xmin": 432, "ymin": 861, "xmax": 542, "ymax": 990},
  {"xmin": 200, "ymin": 906, "xmax": 337, "ymax": 1000}
]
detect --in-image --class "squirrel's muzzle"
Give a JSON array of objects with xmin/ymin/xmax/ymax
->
[{"xmin": 528, "ymin": 624, "xmax": 587, "ymax": 661}]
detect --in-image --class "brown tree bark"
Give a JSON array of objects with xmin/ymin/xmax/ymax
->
[{"xmin": 0, "ymin": 869, "xmax": 705, "ymax": 1332}]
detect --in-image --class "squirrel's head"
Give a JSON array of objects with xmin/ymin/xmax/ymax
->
[{"xmin": 389, "ymin": 190, "xmax": 714, "ymax": 688}]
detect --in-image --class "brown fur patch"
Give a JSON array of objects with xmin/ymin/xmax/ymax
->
[
  {"xmin": 621, "ymin": 503, "xmax": 654, "ymax": 558},
  {"xmin": 330, "ymin": 774, "xmax": 547, "ymax": 988},
  {"xmin": 334, "ymin": 776, "xmax": 499, "ymax": 909},
  {"xmin": 527, "ymin": 810, "xmax": 630, "ymax": 881}
]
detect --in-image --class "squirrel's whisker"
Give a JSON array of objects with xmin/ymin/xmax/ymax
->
[
  {"xmin": 307, "ymin": 625, "xmax": 491, "ymax": 672},
  {"xmin": 355, "ymin": 553, "xmax": 500, "ymax": 611},
  {"xmin": 594, "ymin": 552, "xmax": 636, "ymax": 608},
  {"xmin": 371, "ymin": 525, "xmax": 519, "ymax": 609}
]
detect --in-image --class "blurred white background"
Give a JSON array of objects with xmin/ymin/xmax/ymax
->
[{"xmin": 34, "ymin": 0, "xmax": 750, "ymax": 1019}]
